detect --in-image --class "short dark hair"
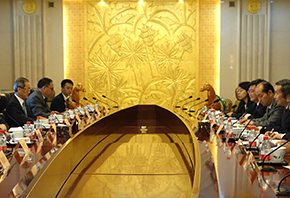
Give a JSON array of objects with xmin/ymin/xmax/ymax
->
[
  {"xmin": 276, "ymin": 79, "xmax": 290, "ymax": 99},
  {"xmin": 61, "ymin": 79, "xmax": 74, "ymax": 88},
  {"xmin": 275, "ymin": 79, "xmax": 290, "ymax": 86},
  {"xmin": 283, "ymin": 84, "xmax": 290, "ymax": 99},
  {"xmin": 248, "ymin": 79, "xmax": 266, "ymax": 88},
  {"xmin": 238, "ymin": 81, "xmax": 250, "ymax": 92},
  {"xmin": 260, "ymin": 81, "xmax": 275, "ymax": 95},
  {"xmin": 14, "ymin": 77, "xmax": 29, "ymax": 92},
  {"xmin": 37, "ymin": 77, "xmax": 53, "ymax": 89}
]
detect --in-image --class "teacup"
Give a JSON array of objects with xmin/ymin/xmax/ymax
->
[{"xmin": 270, "ymin": 147, "xmax": 286, "ymax": 162}]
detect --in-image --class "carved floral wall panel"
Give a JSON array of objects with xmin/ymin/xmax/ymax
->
[{"xmin": 85, "ymin": 0, "xmax": 199, "ymax": 110}]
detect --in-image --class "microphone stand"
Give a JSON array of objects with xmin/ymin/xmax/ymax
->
[
  {"xmin": 260, "ymin": 140, "xmax": 290, "ymax": 172},
  {"xmin": 195, "ymin": 99, "xmax": 220, "ymax": 115},
  {"xmin": 175, "ymin": 96, "xmax": 192, "ymax": 108},
  {"xmin": 275, "ymin": 173, "xmax": 290, "ymax": 196},
  {"xmin": 182, "ymin": 97, "xmax": 200, "ymax": 110},
  {"xmin": 102, "ymin": 95, "xmax": 119, "ymax": 108},
  {"xmin": 237, "ymin": 117, "xmax": 255, "ymax": 140},
  {"xmin": 188, "ymin": 99, "xmax": 209, "ymax": 112},
  {"xmin": 92, "ymin": 97, "xmax": 111, "ymax": 110}
]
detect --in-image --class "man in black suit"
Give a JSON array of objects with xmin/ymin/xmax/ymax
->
[
  {"xmin": 27, "ymin": 77, "xmax": 55, "ymax": 118},
  {"xmin": 243, "ymin": 81, "xmax": 284, "ymax": 129},
  {"xmin": 244, "ymin": 79, "xmax": 267, "ymax": 119},
  {"xmin": 5, "ymin": 77, "xmax": 36, "ymax": 127},
  {"xmin": 266, "ymin": 81, "xmax": 290, "ymax": 139},
  {"xmin": 50, "ymin": 79, "xmax": 74, "ymax": 113}
]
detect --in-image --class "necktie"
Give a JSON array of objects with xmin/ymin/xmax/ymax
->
[
  {"xmin": 66, "ymin": 98, "xmax": 69, "ymax": 108},
  {"xmin": 23, "ymin": 101, "xmax": 27, "ymax": 116},
  {"xmin": 267, "ymin": 108, "xmax": 271, "ymax": 117}
]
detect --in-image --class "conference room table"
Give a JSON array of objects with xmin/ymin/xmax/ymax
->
[
  {"xmin": 2, "ymin": 105, "xmax": 290, "ymax": 197},
  {"xmin": 197, "ymin": 133, "xmax": 290, "ymax": 198}
]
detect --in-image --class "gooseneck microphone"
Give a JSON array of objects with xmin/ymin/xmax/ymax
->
[
  {"xmin": 182, "ymin": 97, "xmax": 200, "ymax": 110},
  {"xmin": 261, "ymin": 139, "xmax": 290, "ymax": 172},
  {"xmin": 195, "ymin": 99, "xmax": 220, "ymax": 115},
  {"xmin": 92, "ymin": 97, "xmax": 111, "ymax": 110},
  {"xmin": 72, "ymin": 99, "xmax": 84, "ymax": 107},
  {"xmin": 189, "ymin": 99, "xmax": 209, "ymax": 112},
  {"xmin": 83, "ymin": 97, "xmax": 95, "ymax": 104},
  {"xmin": 175, "ymin": 96, "xmax": 193, "ymax": 108},
  {"xmin": 102, "ymin": 95, "xmax": 119, "ymax": 108},
  {"xmin": 73, "ymin": 99, "xmax": 93, "ymax": 112},
  {"xmin": 237, "ymin": 117, "xmax": 255, "ymax": 140}
]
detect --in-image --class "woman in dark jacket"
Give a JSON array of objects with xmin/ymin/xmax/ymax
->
[{"xmin": 227, "ymin": 81, "xmax": 255, "ymax": 119}]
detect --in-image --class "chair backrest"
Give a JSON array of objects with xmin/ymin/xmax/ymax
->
[{"xmin": 0, "ymin": 94, "xmax": 8, "ymax": 113}]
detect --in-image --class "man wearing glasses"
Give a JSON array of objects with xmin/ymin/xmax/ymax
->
[
  {"xmin": 243, "ymin": 81, "xmax": 284, "ymax": 129},
  {"xmin": 5, "ymin": 77, "xmax": 35, "ymax": 127},
  {"xmin": 243, "ymin": 79, "xmax": 267, "ymax": 120},
  {"xmin": 27, "ymin": 77, "xmax": 56, "ymax": 118}
]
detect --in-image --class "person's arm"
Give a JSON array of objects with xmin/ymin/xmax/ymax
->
[
  {"xmin": 6, "ymin": 103, "xmax": 34, "ymax": 126},
  {"xmin": 252, "ymin": 106, "xmax": 284, "ymax": 127},
  {"xmin": 29, "ymin": 96, "xmax": 51, "ymax": 118},
  {"xmin": 0, "ymin": 115, "xmax": 9, "ymax": 131}
]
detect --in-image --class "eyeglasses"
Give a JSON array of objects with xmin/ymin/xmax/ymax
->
[
  {"xmin": 248, "ymin": 90, "xmax": 255, "ymax": 94},
  {"xmin": 236, "ymin": 89, "xmax": 244, "ymax": 93},
  {"xmin": 20, "ymin": 87, "xmax": 31, "ymax": 92}
]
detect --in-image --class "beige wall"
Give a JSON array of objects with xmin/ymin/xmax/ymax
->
[
  {"xmin": 221, "ymin": 0, "xmax": 290, "ymax": 101},
  {"xmin": 1, "ymin": 0, "xmax": 290, "ymax": 99},
  {"xmin": 0, "ymin": 0, "xmax": 63, "ymax": 94},
  {"xmin": 0, "ymin": 0, "xmax": 14, "ymax": 90}
]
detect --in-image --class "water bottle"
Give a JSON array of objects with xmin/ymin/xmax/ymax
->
[
  {"xmin": 217, "ymin": 114, "xmax": 224, "ymax": 129},
  {"xmin": 64, "ymin": 108, "xmax": 70, "ymax": 120},
  {"xmin": 225, "ymin": 119, "xmax": 233, "ymax": 138},
  {"xmin": 48, "ymin": 112, "xmax": 55, "ymax": 124},
  {"xmin": 73, "ymin": 105, "xmax": 80, "ymax": 115},
  {"xmin": 34, "ymin": 116, "xmax": 41, "ymax": 129},
  {"xmin": 25, "ymin": 121, "xmax": 33, "ymax": 141},
  {"xmin": 202, "ymin": 104, "xmax": 207, "ymax": 116},
  {"xmin": 84, "ymin": 103, "xmax": 90, "ymax": 112},
  {"xmin": 260, "ymin": 136, "xmax": 271, "ymax": 161},
  {"xmin": 0, "ymin": 130, "xmax": 7, "ymax": 152},
  {"xmin": 209, "ymin": 108, "xmax": 215, "ymax": 123},
  {"xmin": 95, "ymin": 100, "xmax": 100, "ymax": 110},
  {"xmin": 248, "ymin": 126, "xmax": 257, "ymax": 147}
]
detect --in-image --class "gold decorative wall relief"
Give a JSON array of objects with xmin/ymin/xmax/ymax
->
[{"xmin": 85, "ymin": 0, "xmax": 199, "ymax": 110}]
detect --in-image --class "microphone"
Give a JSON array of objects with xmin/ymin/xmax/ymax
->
[
  {"xmin": 102, "ymin": 95, "xmax": 119, "ymax": 108},
  {"xmin": 237, "ymin": 117, "xmax": 255, "ymax": 140},
  {"xmin": 261, "ymin": 139, "xmax": 290, "ymax": 172},
  {"xmin": 208, "ymin": 99, "xmax": 220, "ymax": 108},
  {"xmin": 195, "ymin": 99, "xmax": 220, "ymax": 115},
  {"xmin": 189, "ymin": 99, "xmax": 209, "ymax": 112},
  {"xmin": 175, "ymin": 96, "xmax": 193, "ymax": 108},
  {"xmin": 248, "ymin": 127, "xmax": 268, "ymax": 149},
  {"xmin": 92, "ymin": 97, "xmax": 111, "ymax": 110},
  {"xmin": 276, "ymin": 173, "xmax": 290, "ymax": 195},
  {"xmin": 83, "ymin": 97, "xmax": 95, "ymax": 104},
  {"xmin": 182, "ymin": 97, "xmax": 200, "ymax": 110},
  {"xmin": 72, "ymin": 99, "xmax": 85, "ymax": 107}
]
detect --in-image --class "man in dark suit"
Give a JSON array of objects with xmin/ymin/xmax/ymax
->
[
  {"xmin": 27, "ymin": 77, "xmax": 55, "ymax": 118},
  {"xmin": 50, "ymin": 79, "xmax": 74, "ymax": 113},
  {"xmin": 244, "ymin": 81, "xmax": 284, "ymax": 129},
  {"xmin": 265, "ymin": 81, "xmax": 290, "ymax": 139},
  {"xmin": 245, "ymin": 79, "xmax": 267, "ymax": 119},
  {"xmin": 5, "ymin": 77, "xmax": 36, "ymax": 127}
]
